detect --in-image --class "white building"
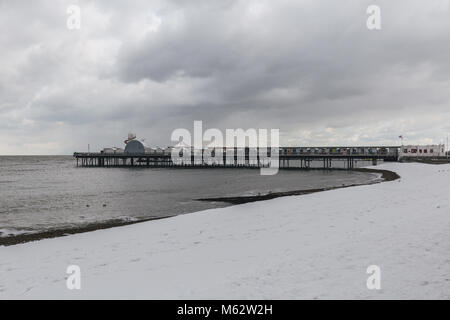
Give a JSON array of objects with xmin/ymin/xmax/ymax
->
[
  {"xmin": 399, "ymin": 144, "xmax": 445, "ymax": 158},
  {"xmin": 102, "ymin": 147, "xmax": 124, "ymax": 154}
]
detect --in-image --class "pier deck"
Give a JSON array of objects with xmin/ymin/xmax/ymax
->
[{"xmin": 74, "ymin": 146, "xmax": 399, "ymax": 169}]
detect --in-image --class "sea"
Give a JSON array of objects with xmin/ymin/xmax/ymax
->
[{"xmin": 0, "ymin": 156, "xmax": 380, "ymax": 240}]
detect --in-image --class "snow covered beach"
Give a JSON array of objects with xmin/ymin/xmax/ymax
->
[{"xmin": 0, "ymin": 162, "xmax": 449, "ymax": 299}]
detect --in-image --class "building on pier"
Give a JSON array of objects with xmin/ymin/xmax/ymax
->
[
  {"xmin": 102, "ymin": 147, "xmax": 124, "ymax": 154},
  {"xmin": 125, "ymin": 139, "xmax": 146, "ymax": 154},
  {"xmin": 399, "ymin": 144, "xmax": 445, "ymax": 158}
]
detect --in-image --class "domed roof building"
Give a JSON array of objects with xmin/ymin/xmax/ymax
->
[
  {"xmin": 124, "ymin": 139, "xmax": 145, "ymax": 154},
  {"xmin": 124, "ymin": 133, "xmax": 146, "ymax": 154}
]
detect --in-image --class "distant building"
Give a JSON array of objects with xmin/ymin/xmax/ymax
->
[
  {"xmin": 399, "ymin": 144, "xmax": 445, "ymax": 158},
  {"xmin": 125, "ymin": 139, "xmax": 146, "ymax": 154},
  {"xmin": 123, "ymin": 133, "xmax": 172, "ymax": 154},
  {"xmin": 102, "ymin": 147, "xmax": 124, "ymax": 154}
]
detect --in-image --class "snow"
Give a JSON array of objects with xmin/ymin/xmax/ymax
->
[
  {"xmin": 0, "ymin": 163, "xmax": 449, "ymax": 299},
  {"xmin": 0, "ymin": 229, "xmax": 34, "ymax": 237}
]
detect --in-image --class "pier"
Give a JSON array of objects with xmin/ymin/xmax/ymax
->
[{"xmin": 74, "ymin": 146, "xmax": 399, "ymax": 169}]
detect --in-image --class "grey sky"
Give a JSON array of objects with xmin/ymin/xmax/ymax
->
[{"xmin": 0, "ymin": 0, "xmax": 449, "ymax": 154}]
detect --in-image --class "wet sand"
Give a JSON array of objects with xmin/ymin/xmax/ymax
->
[
  {"xmin": 0, "ymin": 217, "xmax": 173, "ymax": 247},
  {"xmin": 197, "ymin": 168, "xmax": 400, "ymax": 204}
]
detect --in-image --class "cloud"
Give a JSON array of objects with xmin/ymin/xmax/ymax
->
[{"xmin": 0, "ymin": 0, "xmax": 449, "ymax": 154}]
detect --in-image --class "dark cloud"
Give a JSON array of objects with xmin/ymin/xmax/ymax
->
[{"xmin": 0, "ymin": 0, "xmax": 450, "ymax": 154}]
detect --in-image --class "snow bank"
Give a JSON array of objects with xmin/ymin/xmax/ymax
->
[{"xmin": 0, "ymin": 163, "xmax": 449, "ymax": 299}]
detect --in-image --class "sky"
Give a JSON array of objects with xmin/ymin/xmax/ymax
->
[{"xmin": 0, "ymin": 0, "xmax": 449, "ymax": 154}]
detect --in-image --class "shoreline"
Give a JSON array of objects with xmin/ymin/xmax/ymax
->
[
  {"xmin": 0, "ymin": 216, "xmax": 173, "ymax": 247},
  {"xmin": 197, "ymin": 168, "xmax": 400, "ymax": 204},
  {"xmin": 0, "ymin": 168, "xmax": 399, "ymax": 247}
]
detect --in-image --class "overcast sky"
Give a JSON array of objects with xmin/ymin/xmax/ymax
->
[{"xmin": 1, "ymin": 0, "xmax": 449, "ymax": 154}]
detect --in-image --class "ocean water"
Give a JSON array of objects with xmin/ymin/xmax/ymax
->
[{"xmin": 0, "ymin": 156, "xmax": 379, "ymax": 238}]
